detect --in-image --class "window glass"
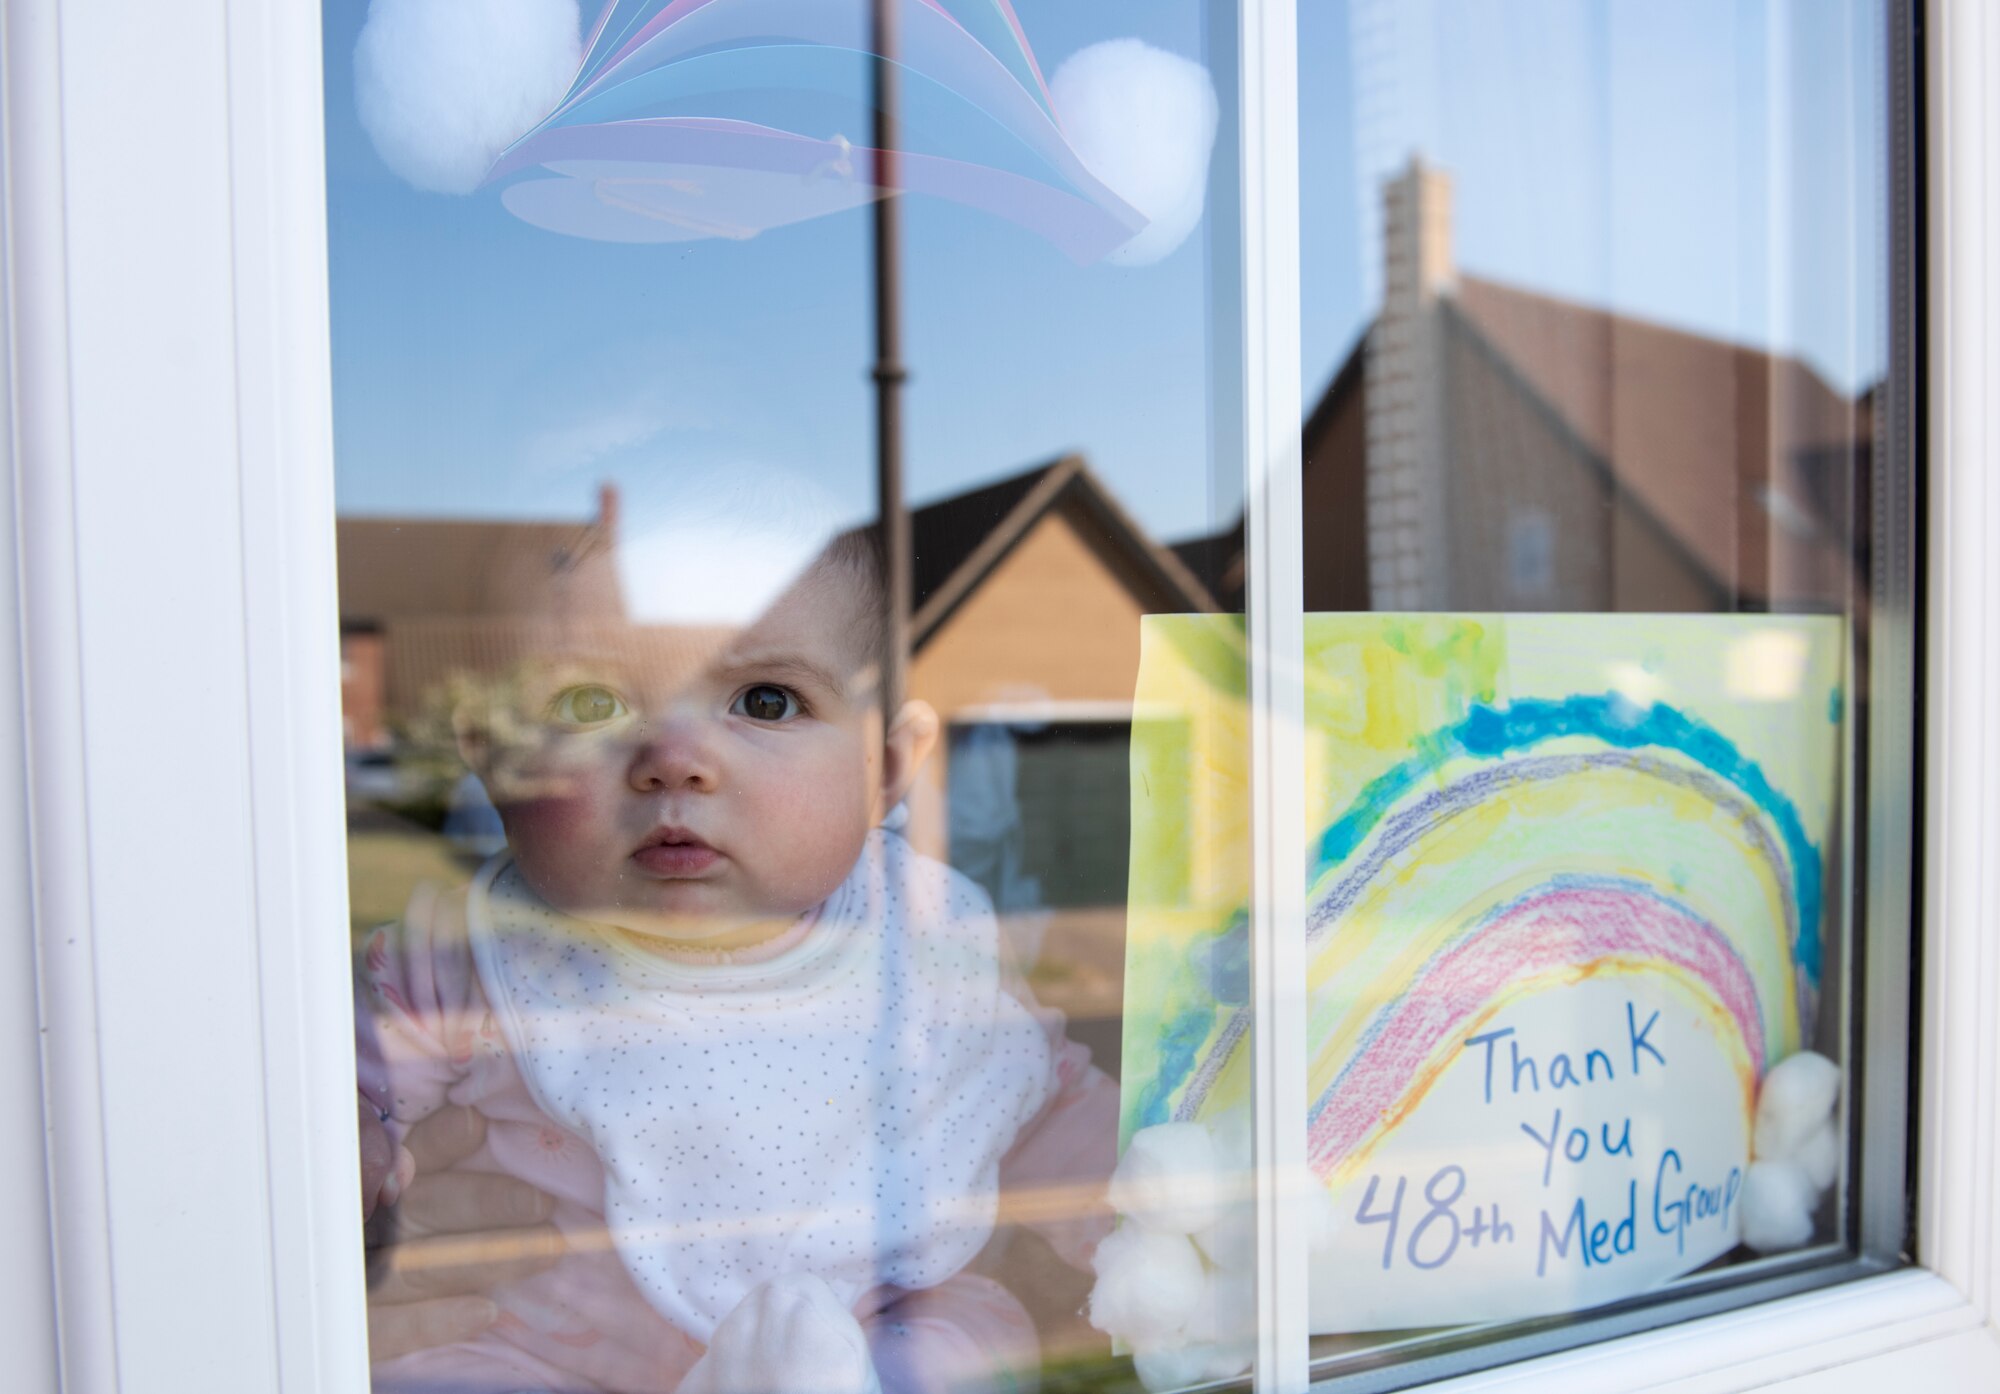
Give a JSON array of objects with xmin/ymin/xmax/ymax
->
[
  {"xmin": 326, "ymin": 1, "xmax": 1914, "ymax": 1388},
  {"xmin": 1289, "ymin": 0, "xmax": 1899, "ymax": 1380},
  {"xmin": 325, "ymin": 2, "xmax": 1257, "ymax": 1391}
]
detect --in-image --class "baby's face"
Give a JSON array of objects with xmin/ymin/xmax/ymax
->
[{"xmin": 476, "ymin": 565, "xmax": 892, "ymax": 945}]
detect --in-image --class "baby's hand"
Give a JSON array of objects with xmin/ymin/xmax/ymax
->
[
  {"xmin": 358, "ymin": 1096, "xmax": 417, "ymax": 1220},
  {"xmin": 679, "ymin": 1274, "xmax": 881, "ymax": 1394},
  {"xmin": 363, "ymin": 1104, "xmax": 563, "ymax": 1366}
]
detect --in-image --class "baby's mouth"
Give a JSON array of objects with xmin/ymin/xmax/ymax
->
[{"xmin": 631, "ymin": 828, "xmax": 721, "ymax": 877}]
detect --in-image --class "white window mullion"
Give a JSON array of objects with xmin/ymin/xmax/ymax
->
[
  {"xmin": 1920, "ymin": 0, "xmax": 2000, "ymax": 1329},
  {"xmin": 1237, "ymin": 0, "xmax": 1310, "ymax": 1390},
  {"xmin": 223, "ymin": 0, "xmax": 370, "ymax": 1389},
  {"xmin": 12, "ymin": 0, "xmax": 361, "ymax": 1390},
  {"xmin": 3, "ymin": 0, "xmax": 84, "ymax": 1385}
]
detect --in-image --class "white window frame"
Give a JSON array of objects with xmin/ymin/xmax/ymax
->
[{"xmin": 1, "ymin": 1, "xmax": 1993, "ymax": 1392}]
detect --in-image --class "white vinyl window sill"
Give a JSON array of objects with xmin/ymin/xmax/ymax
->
[{"xmin": 2, "ymin": 1, "xmax": 1995, "ymax": 1393}]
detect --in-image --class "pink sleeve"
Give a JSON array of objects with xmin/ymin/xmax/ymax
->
[
  {"xmin": 998, "ymin": 972, "xmax": 1120, "ymax": 1272},
  {"xmin": 355, "ymin": 881, "xmax": 492, "ymax": 1134}
]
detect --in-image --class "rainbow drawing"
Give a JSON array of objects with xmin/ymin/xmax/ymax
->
[{"xmin": 1122, "ymin": 614, "xmax": 1843, "ymax": 1181}]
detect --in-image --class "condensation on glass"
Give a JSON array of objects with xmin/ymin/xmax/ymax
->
[
  {"xmin": 327, "ymin": 2, "xmax": 1253, "ymax": 1392},
  {"xmin": 1291, "ymin": 0, "xmax": 1901, "ymax": 1383}
]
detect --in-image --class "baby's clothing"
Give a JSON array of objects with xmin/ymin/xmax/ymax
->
[
  {"xmin": 360, "ymin": 830, "xmax": 1118, "ymax": 1393},
  {"xmin": 470, "ymin": 832, "xmax": 1052, "ymax": 1338}
]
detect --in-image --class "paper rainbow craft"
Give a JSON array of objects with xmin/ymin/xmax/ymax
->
[
  {"xmin": 1122, "ymin": 613, "xmax": 1844, "ymax": 1329},
  {"xmin": 482, "ymin": 0, "xmax": 1146, "ymax": 261}
]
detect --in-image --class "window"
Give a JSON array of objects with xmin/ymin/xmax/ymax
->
[
  {"xmin": 326, "ymin": 3, "xmax": 1259, "ymax": 1389},
  {"xmin": 1503, "ymin": 511, "xmax": 1553, "ymax": 601},
  {"xmin": 1288, "ymin": 1, "xmax": 1921, "ymax": 1385},
  {"xmin": 4, "ymin": 2, "xmax": 1997, "ymax": 1393}
]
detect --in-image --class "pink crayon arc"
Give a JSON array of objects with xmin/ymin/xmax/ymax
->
[{"xmin": 1308, "ymin": 879, "xmax": 1766, "ymax": 1180}]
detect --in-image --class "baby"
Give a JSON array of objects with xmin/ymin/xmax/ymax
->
[{"xmin": 358, "ymin": 527, "xmax": 1117, "ymax": 1394}]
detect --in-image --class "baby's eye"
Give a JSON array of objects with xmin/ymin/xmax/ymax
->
[
  {"xmin": 733, "ymin": 684, "xmax": 800, "ymax": 723},
  {"xmin": 548, "ymin": 685, "xmax": 627, "ymax": 727}
]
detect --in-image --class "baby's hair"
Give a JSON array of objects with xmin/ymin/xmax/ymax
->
[{"xmin": 814, "ymin": 523, "xmax": 889, "ymax": 697}]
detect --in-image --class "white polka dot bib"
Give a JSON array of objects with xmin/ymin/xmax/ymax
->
[{"xmin": 466, "ymin": 829, "xmax": 1054, "ymax": 1341}]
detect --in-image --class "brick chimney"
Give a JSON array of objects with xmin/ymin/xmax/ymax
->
[
  {"xmin": 1365, "ymin": 157, "xmax": 1454, "ymax": 608},
  {"xmin": 595, "ymin": 481, "xmax": 622, "ymax": 540}
]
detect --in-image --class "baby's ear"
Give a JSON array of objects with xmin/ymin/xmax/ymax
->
[{"xmin": 881, "ymin": 699, "xmax": 941, "ymax": 810}]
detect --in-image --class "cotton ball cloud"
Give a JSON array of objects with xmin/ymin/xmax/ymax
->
[
  {"xmin": 355, "ymin": 0, "xmax": 581, "ymax": 194},
  {"xmin": 1793, "ymin": 1120, "xmax": 1840, "ymax": 1192},
  {"xmin": 1107, "ymin": 1122, "xmax": 1223, "ymax": 1235},
  {"xmin": 1088, "ymin": 1224, "xmax": 1207, "ymax": 1348},
  {"xmin": 1740, "ymin": 1159, "xmax": 1819, "ymax": 1254},
  {"xmin": 1051, "ymin": 39, "xmax": 1218, "ymax": 267},
  {"xmin": 1753, "ymin": 1050, "xmax": 1840, "ymax": 1161}
]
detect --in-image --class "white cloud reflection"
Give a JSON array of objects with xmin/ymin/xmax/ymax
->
[
  {"xmin": 1051, "ymin": 38, "xmax": 1219, "ymax": 268},
  {"xmin": 354, "ymin": 0, "xmax": 579, "ymax": 194},
  {"xmin": 613, "ymin": 465, "xmax": 859, "ymax": 628}
]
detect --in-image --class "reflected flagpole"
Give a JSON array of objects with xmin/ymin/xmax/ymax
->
[
  {"xmin": 868, "ymin": 0, "xmax": 912, "ymax": 1316},
  {"xmin": 872, "ymin": 0, "xmax": 911, "ymax": 718}
]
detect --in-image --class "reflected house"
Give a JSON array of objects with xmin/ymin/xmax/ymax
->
[
  {"xmin": 337, "ymin": 463, "xmax": 1212, "ymax": 763},
  {"xmin": 1186, "ymin": 156, "xmax": 1875, "ymax": 616},
  {"xmin": 901, "ymin": 457, "xmax": 1216, "ymax": 922},
  {"xmin": 336, "ymin": 486, "xmax": 624, "ymax": 752}
]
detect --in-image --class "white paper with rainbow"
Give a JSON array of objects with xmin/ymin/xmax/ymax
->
[{"xmin": 1121, "ymin": 614, "xmax": 1844, "ymax": 1331}]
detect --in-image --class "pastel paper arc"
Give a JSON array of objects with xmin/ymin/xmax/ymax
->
[{"xmin": 485, "ymin": 0, "xmax": 1145, "ymax": 258}]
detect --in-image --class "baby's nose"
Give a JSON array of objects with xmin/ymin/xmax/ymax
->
[{"xmin": 625, "ymin": 717, "xmax": 721, "ymax": 792}]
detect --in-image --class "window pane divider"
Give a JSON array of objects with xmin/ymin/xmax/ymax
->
[{"xmin": 1237, "ymin": 1, "xmax": 1311, "ymax": 1390}]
